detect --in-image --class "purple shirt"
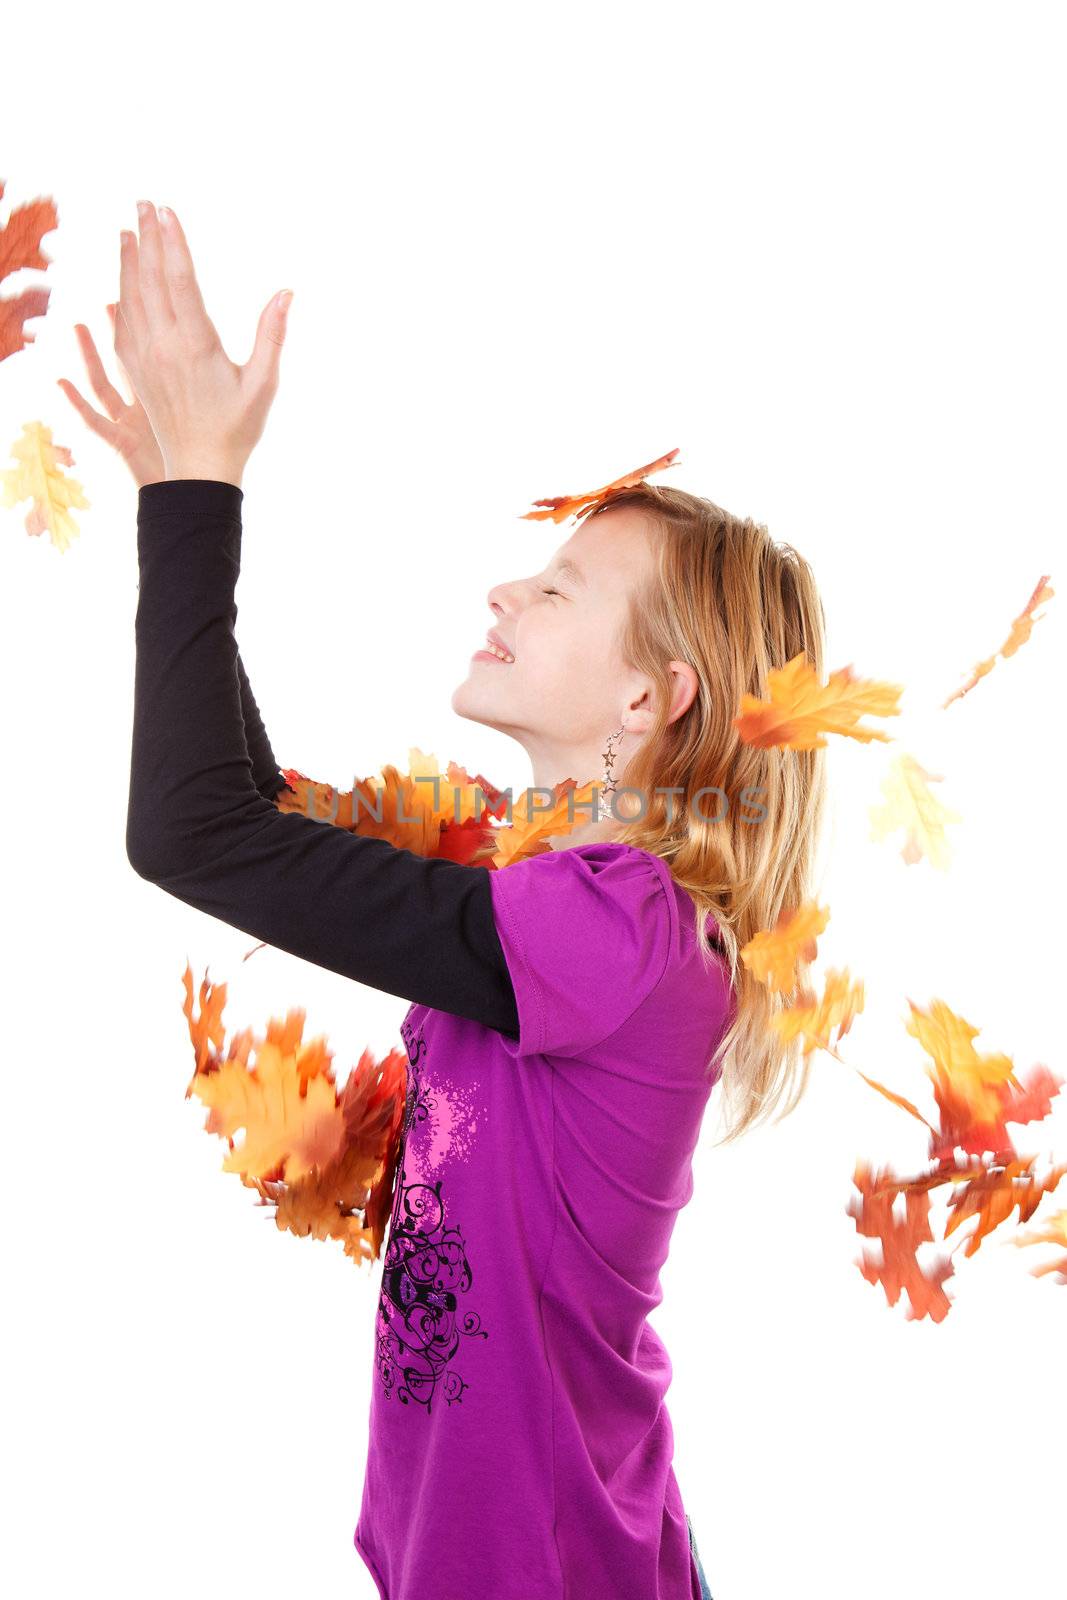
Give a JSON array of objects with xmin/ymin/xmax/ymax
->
[{"xmin": 354, "ymin": 840, "xmax": 734, "ymax": 1599}]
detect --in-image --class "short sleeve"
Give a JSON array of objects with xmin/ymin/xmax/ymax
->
[{"xmin": 487, "ymin": 841, "xmax": 675, "ymax": 1058}]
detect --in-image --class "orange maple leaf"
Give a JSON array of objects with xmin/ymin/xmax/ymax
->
[
  {"xmin": 769, "ymin": 966, "xmax": 866, "ymax": 1056},
  {"xmin": 488, "ymin": 778, "xmax": 600, "ymax": 868},
  {"xmin": 847, "ymin": 1162, "xmax": 956, "ymax": 1322},
  {"xmin": 942, "ymin": 1154, "xmax": 1067, "ymax": 1258},
  {"xmin": 0, "ymin": 177, "xmax": 58, "ymax": 363},
  {"xmin": 943, "ymin": 573, "xmax": 1054, "ymax": 708},
  {"xmin": 274, "ymin": 752, "xmax": 597, "ymax": 871},
  {"xmin": 180, "ymin": 964, "xmax": 407, "ymax": 1265},
  {"xmin": 734, "ymin": 654, "xmax": 903, "ymax": 751},
  {"xmin": 1012, "ymin": 1208, "xmax": 1067, "ymax": 1284},
  {"xmin": 276, "ymin": 750, "xmax": 501, "ymax": 861},
  {"xmin": 739, "ymin": 900, "xmax": 830, "ymax": 992},
  {"xmin": 520, "ymin": 448, "xmax": 681, "ymax": 524},
  {"xmin": 904, "ymin": 998, "xmax": 1062, "ymax": 1160}
]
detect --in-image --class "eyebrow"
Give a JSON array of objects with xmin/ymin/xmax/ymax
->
[{"xmin": 550, "ymin": 557, "xmax": 587, "ymax": 589}]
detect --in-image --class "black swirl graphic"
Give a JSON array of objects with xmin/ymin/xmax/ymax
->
[{"xmin": 374, "ymin": 1013, "xmax": 488, "ymax": 1412}]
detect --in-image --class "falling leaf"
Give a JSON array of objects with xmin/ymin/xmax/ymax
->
[
  {"xmin": 847, "ymin": 1162, "xmax": 956, "ymax": 1322},
  {"xmin": 1012, "ymin": 1209, "xmax": 1067, "ymax": 1284},
  {"xmin": 943, "ymin": 1154, "xmax": 1067, "ymax": 1259},
  {"xmin": 908, "ymin": 997, "xmax": 1063, "ymax": 1160},
  {"xmin": 181, "ymin": 964, "xmax": 407, "ymax": 1266},
  {"xmin": 0, "ymin": 176, "xmax": 59, "ymax": 363},
  {"xmin": 868, "ymin": 752, "xmax": 963, "ymax": 869},
  {"xmin": 943, "ymin": 574, "xmax": 1054, "ymax": 708},
  {"xmin": 1, "ymin": 420, "xmax": 90, "ymax": 551},
  {"xmin": 734, "ymin": 654, "xmax": 903, "ymax": 750},
  {"xmin": 770, "ymin": 967, "xmax": 865, "ymax": 1055},
  {"xmin": 275, "ymin": 752, "xmax": 596, "ymax": 869},
  {"xmin": 520, "ymin": 447, "xmax": 681, "ymax": 524},
  {"xmin": 489, "ymin": 778, "xmax": 600, "ymax": 868},
  {"xmin": 740, "ymin": 901, "xmax": 830, "ymax": 992}
]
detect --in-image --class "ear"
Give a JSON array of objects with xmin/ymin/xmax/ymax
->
[{"xmin": 665, "ymin": 659, "xmax": 700, "ymax": 724}]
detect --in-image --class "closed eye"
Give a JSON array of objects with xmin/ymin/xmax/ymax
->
[{"xmin": 541, "ymin": 588, "xmax": 560, "ymax": 598}]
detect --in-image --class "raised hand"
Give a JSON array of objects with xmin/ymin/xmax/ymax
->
[
  {"xmin": 114, "ymin": 200, "xmax": 293, "ymax": 487},
  {"xmin": 56, "ymin": 306, "xmax": 165, "ymax": 490}
]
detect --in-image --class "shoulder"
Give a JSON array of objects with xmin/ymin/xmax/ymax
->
[
  {"xmin": 487, "ymin": 842, "xmax": 677, "ymax": 1057},
  {"xmin": 491, "ymin": 840, "xmax": 674, "ymax": 932}
]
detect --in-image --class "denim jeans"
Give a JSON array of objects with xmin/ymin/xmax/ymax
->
[{"xmin": 685, "ymin": 1513, "xmax": 713, "ymax": 1600}]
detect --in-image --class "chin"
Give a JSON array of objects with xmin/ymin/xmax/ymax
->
[
  {"xmin": 450, "ymin": 676, "xmax": 488, "ymax": 723},
  {"xmin": 452, "ymin": 679, "xmax": 511, "ymax": 738}
]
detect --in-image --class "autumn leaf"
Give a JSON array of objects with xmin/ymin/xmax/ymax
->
[
  {"xmin": 942, "ymin": 1154, "xmax": 1067, "ymax": 1259},
  {"xmin": 520, "ymin": 447, "xmax": 681, "ymax": 524},
  {"xmin": 734, "ymin": 654, "xmax": 903, "ymax": 751},
  {"xmin": 868, "ymin": 752, "xmax": 963, "ymax": 869},
  {"xmin": 489, "ymin": 778, "xmax": 600, "ymax": 868},
  {"xmin": 769, "ymin": 967, "xmax": 865, "ymax": 1056},
  {"xmin": 180, "ymin": 963, "xmax": 407, "ymax": 1266},
  {"xmin": 276, "ymin": 748, "xmax": 510, "ymax": 863},
  {"xmin": 1012, "ymin": 1209, "xmax": 1067, "ymax": 1285},
  {"xmin": 0, "ymin": 176, "xmax": 58, "ymax": 363},
  {"xmin": 847, "ymin": 1161, "xmax": 956, "ymax": 1322},
  {"xmin": 740, "ymin": 900, "xmax": 830, "ymax": 992},
  {"xmin": 275, "ymin": 751, "xmax": 597, "ymax": 870},
  {"xmin": 943, "ymin": 573, "xmax": 1054, "ymax": 708},
  {"xmin": 1, "ymin": 420, "xmax": 90, "ymax": 552},
  {"xmin": 902, "ymin": 997, "xmax": 1059, "ymax": 1158}
]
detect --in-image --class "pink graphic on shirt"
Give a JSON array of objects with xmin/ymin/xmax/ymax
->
[{"xmin": 404, "ymin": 1067, "xmax": 482, "ymax": 1183}]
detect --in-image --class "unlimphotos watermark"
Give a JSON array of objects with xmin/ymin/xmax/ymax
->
[{"xmin": 294, "ymin": 778, "xmax": 769, "ymax": 827}]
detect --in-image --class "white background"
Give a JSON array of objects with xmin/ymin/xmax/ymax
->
[{"xmin": 2, "ymin": 4, "xmax": 1065, "ymax": 1597}]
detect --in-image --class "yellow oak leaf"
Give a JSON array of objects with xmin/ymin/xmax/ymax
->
[
  {"xmin": 868, "ymin": 752, "xmax": 963, "ymax": 869},
  {"xmin": 1, "ymin": 420, "xmax": 90, "ymax": 552}
]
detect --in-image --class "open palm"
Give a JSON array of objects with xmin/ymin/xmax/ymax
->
[{"xmin": 56, "ymin": 304, "xmax": 165, "ymax": 489}]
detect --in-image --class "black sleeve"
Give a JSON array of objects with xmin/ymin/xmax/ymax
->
[
  {"xmin": 234, "ymin": 648, "xmax": 289, "ymax": 801},
  {"xmin": 126, "ymin": 478, "xmax": 519, "ymax": 1037}
]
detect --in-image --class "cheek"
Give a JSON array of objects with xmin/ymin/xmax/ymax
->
[{"xmin": 519, "ymin": 620, "xmax": 585, "ymax": 692}]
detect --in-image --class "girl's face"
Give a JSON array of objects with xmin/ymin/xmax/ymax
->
[{"xmin": 451, "ymin": 506, "xmax": 661, "ymax": 791}]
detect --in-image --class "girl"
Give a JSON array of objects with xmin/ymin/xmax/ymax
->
[{"xmin": 61, "ymin": 201, "xmax": 827, "ymax": 1600}]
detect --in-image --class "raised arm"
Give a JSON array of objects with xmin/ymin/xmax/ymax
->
[{"xmin": 127, "ymin": 479, "xmax": 519, "ymax": 1036}]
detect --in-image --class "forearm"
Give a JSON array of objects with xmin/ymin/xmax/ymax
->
[
  {"xmin": 127, "ymin": 478, "xmax": 269, "ymax": 877},
  {"xmin": 136, "ymin": 475, "xmax": 284, "ymax": 801}
]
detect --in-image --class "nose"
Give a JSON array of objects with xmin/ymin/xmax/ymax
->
[{"xmin": 487, "ymin": 575, "xmax": 525, "ymax": 622}]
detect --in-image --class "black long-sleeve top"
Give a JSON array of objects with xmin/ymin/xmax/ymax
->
[{"xmin": 127, "ymin": 478, "xmax": 519, "ymax": 1037}]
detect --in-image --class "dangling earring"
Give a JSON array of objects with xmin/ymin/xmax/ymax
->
[{"xmin": 601, "ymin": 721, "xmax": 626, "ymax": 805}]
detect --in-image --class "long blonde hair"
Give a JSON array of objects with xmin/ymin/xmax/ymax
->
[{"xmin": 589, "ymin": 483, "xmax": 830, "ymax": 1146}]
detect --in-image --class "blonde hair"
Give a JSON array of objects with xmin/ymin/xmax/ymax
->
[{"xmin": 587, "ymin": 482, "xmax": 830, "ymax": 1147}]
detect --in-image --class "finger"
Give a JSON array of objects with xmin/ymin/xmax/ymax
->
[
  {"xmin": 156, "ymin": 206, "xmax": 218, "ymax": 345},
  {"xmin": 119, "ymin": 229, "xmax": 149, "ymax": 347},
  {"xmin": 72, "ymin": 323, "xmax": 127, "ymax": 420},
  {"xmin": 246, "ymin": 290, "xmax": 293, "ymax": 393},
  {"xmin": 55, "ymin": 378, "xmax": 120, "ymax": 447},
  {"xmin": 105, "ymin": 304, "xmax": 138, "ymax": 403},
  {"xmin": 134, "ymin": 201, "xmax": 176, "ymax": 330}
]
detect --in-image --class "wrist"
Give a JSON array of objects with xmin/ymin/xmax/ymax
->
[{"xmin": 164, "ymin": 461, "xmax": 245, "ymax": 489}]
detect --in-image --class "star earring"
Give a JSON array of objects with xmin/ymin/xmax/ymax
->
[{"xmin": 601, "ymin": 721, "xmax": 626, "ymax": 802}]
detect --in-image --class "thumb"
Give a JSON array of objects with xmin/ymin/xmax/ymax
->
[{"xmin": 248, "ymin": 289, "xmax": 293, "ymax": 388}]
